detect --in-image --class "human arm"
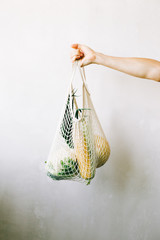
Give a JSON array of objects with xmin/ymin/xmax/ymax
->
[{"xmin": 70, "ymin": 44, "xmax": 160, "ymax": 82}]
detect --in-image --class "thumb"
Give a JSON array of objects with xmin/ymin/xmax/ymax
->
[{"xmin": 80, "ymin": 58, "xmax": 90, "ymax": 67}]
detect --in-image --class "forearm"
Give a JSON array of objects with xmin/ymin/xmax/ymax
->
[{"xmin": 93, "ymin": 52, "xmax": 160, "ymax": 82}]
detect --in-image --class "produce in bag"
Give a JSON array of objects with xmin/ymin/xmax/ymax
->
[
  {"xmin": 81, "ymin": 74, "xmax": 110, "ymax": 168},
  {"xmin": 74, "ymin": 115, "xmax": 96, "ymax": 180},
  {"xmin": 94, "ymin": 135, "xmax": 110, "ymax": 168},
  {"xmin": 45, "ymin": 61, "xmax": 110, "ymax": 184},
  {"xmin": 46, "ymin": 148, "xmax": 79, "ymax": 180}
]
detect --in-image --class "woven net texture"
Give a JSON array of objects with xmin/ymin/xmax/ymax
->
[{"xmin": 45, "ymin": 63, "xmax": 110, "ymax": 185}]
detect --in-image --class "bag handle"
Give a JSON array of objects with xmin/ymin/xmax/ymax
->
[
  {"xmin": 69, "ymin": 61, "xmax": 90, "ymax": 121},
  {"xmin": 68, "ymin": 62, "xmax": 79, "ymax": 121},
  {"xmin": 70, "ymin": 61, "xmax": 90, "ymax": 94},
  {"xmin": 77, "ymin": 62, "xmax": 90, "ymax": 96}
]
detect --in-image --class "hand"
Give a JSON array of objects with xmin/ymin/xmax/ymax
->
[{"xmin": 70, "ymin": 44, "xmax": 96, "ymax": 67}]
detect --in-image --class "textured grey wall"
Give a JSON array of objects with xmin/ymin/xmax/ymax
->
[{"xmin": 0, "ymin": 0, "xmax": 160, "ymax": 240}]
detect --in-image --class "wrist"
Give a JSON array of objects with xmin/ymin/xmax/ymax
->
[{"xmin": 93, "ymin": 52, "xmax": 105, "ymax": 65}]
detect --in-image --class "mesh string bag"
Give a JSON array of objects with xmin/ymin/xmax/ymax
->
[
  {"xmin": 45, "ymin": 61, "xmax": 110, "ymax": 185},
  {"xmin": 81, "ymin": 68, "xmax": 110, "ymax": 168}
]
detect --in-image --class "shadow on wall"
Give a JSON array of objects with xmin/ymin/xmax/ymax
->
[
  {"xmin": 96, "ymin": 113, "xmax": 150, "ymax": 198},
  {"xmin": 0, "ymin": 189, "xmax": 49, "ymax": 240}
]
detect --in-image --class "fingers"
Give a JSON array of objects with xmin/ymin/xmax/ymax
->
[
  {"xmin": 70, "ymin": 48, "xmax": 82, "ymax": 56},
  {"xmin": 71, "ymin": 56, "xmax": 85, "ymax": 67},
  {"xmin": 71, "ymin": 43, "xmax": 82, "ymax": 49},
  {"xmin": 70, "ymin": 48, "xmax": 84, "ymax": 63},
  {"xmin": 71, "ymin": 55, "xmax": 80, "ymax": 63},
  {"xmin": 70, "ymin": 43, "xmax": 95, "ymax": 67},
  {"xmin": 70, "ymin": 55, "xmax": 83, "ymax": 63}
]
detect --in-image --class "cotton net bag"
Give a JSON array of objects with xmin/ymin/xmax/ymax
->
[{"xmin": 45, "ymin": 61, "xmax": 110, "ymax": 185}]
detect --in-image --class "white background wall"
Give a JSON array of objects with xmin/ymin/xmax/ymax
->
[{"xmin": 0, "ymin": 0, "xmax": 160, "ymax": 239}]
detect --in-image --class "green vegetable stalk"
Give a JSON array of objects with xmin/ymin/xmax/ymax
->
[
  {"xmin": 47, "ymin": 156, "xmax": 79, "ymax": 180},
  {"xmin": 60, "ymin": 90, "xmax": 77, "ymax": 148}
]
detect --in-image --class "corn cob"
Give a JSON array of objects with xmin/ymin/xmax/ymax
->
[{"xmin": 74, "ymin": 118, "xmax": 94, "ymax": 180}]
